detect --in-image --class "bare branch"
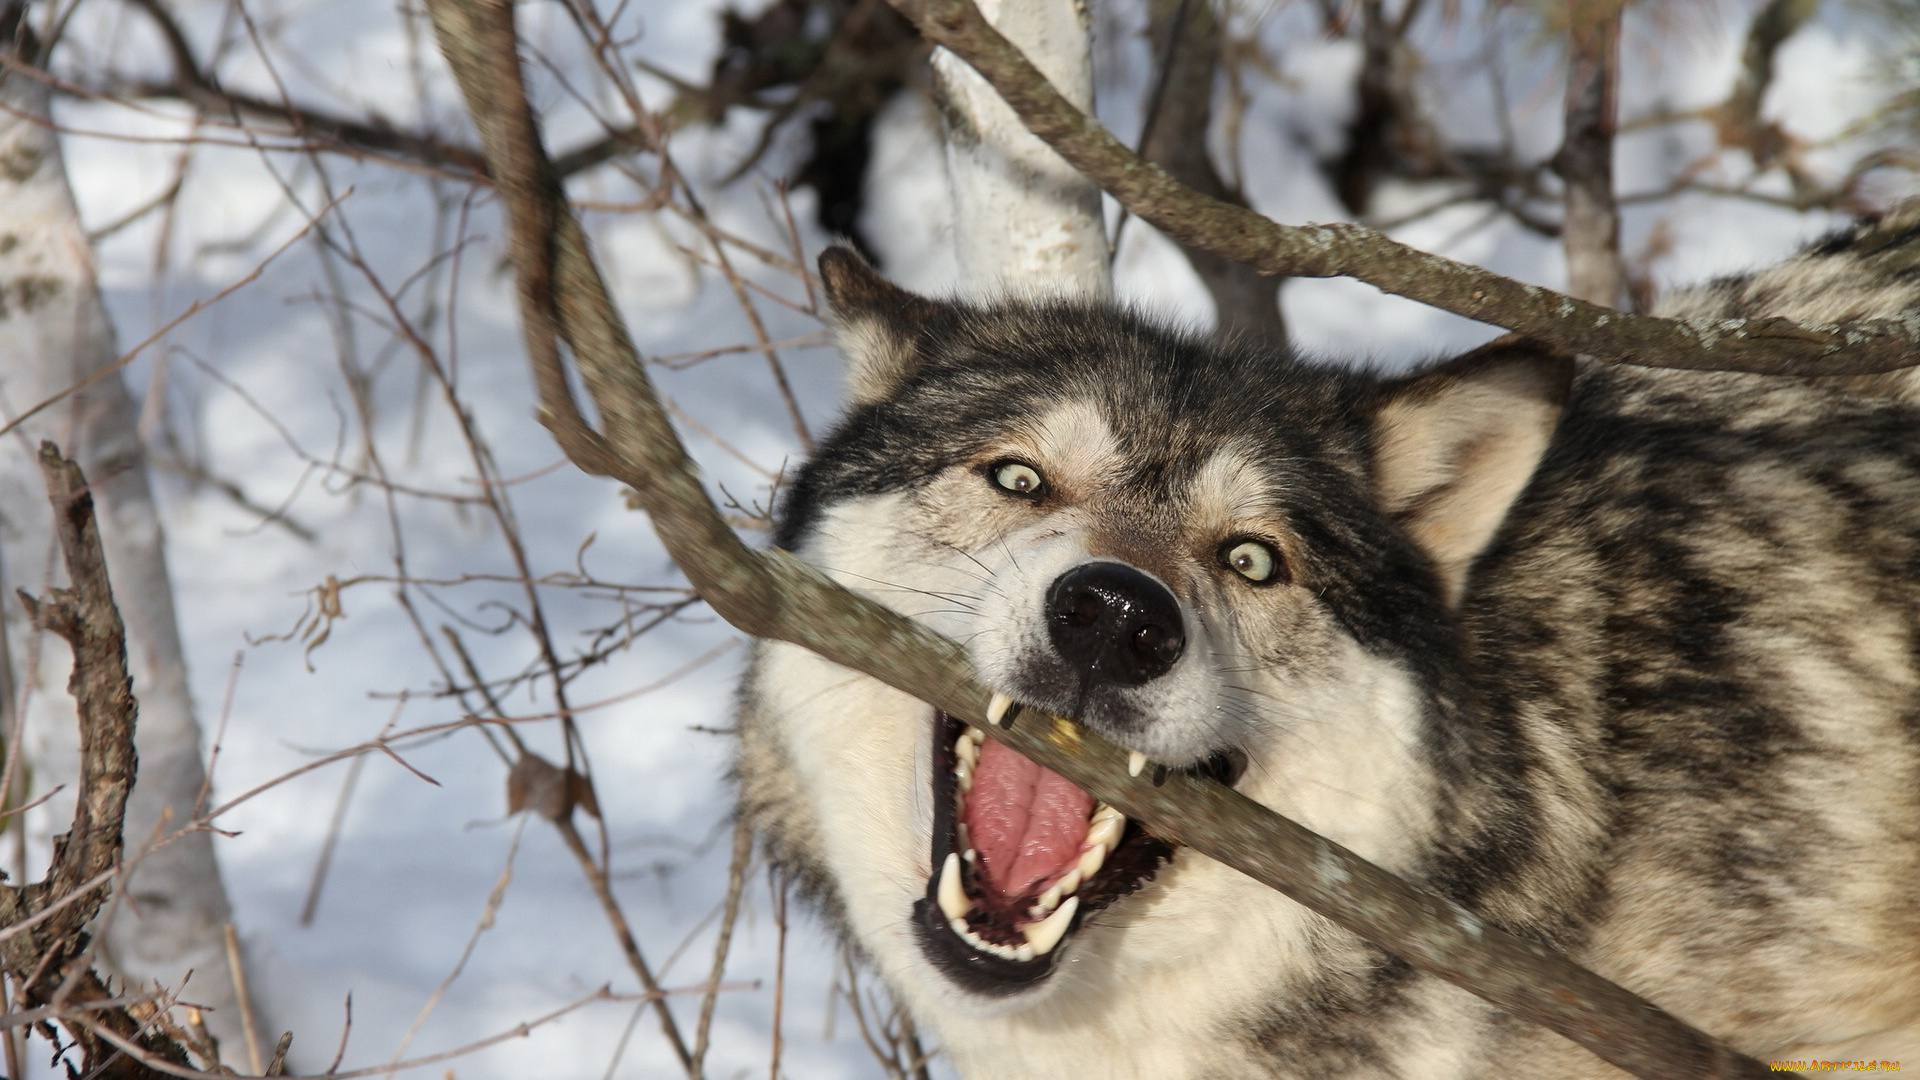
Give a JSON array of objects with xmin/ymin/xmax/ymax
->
[
  {"xmin": 1138, "ymin": 0, "xmax": 1285, "ymax": 341},
  {"xmin": 1557, "ymin": 2, "xmax": 1624, "ymax": 307},
  {"xmin": 26, "ymin": 444, "xmax": 136, "ymax": 909},
  {"xmin": 0, "ymin": 442, "xmax": 193, "ymax": 1079},
  {"xmin": 1714, "ymin": 0, "xmax": 1820, "ymax": 172},
  {"xmin": 885, "ymin": 0, "xmax": 1920, "ymax": 378},
  {"xmin": 420, "ymin": 1, "xmax": 1795, "ymax": 1077}
]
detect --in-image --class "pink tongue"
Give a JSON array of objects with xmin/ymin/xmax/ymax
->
[{"xmin": 963, "ymin": 737, "xmax": 1095, "ymax": 902}]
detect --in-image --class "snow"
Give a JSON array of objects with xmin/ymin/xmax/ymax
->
[{"xmin": 22, "ymin": 0, "xmax": 1919, "ymax": 1075}]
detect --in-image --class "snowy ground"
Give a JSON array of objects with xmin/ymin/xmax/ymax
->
[{"xmin": 23, "ymin": 0, "xmax": 1914, "ymax": 1075}]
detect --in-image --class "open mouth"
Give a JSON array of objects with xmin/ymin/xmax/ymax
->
[{"xmin": 912, "ymin": 708, "xmax": 1245, "ymax": 995}]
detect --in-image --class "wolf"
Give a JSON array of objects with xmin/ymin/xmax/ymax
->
[{"xmin": 735, "ymin": 207, "xmax": 1920, "ymax": 1078}]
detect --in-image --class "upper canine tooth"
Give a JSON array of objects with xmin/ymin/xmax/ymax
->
[
  {"xmin": 938, "ymin": 852, "xmax": 970, "ymax": 921},
  {"xmin": 987, "ymin": 692, "xmax": 1017, "ymax": 728},
  {"xmin": 1127, "ymin": 751, "xmax": 1148, "ymax": 778},
  {"xmin": 1023, "ymin": 895, "xmax": 1079, "ymax": 956}
]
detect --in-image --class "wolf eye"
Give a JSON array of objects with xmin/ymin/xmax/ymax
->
[
  {"xmin": 989, "ymin": 461, "xmax": 1045, "ymax": 498},
  {"xmin": 1223, "ymin": 539, "xmax": 1282, "ymax": 584}
]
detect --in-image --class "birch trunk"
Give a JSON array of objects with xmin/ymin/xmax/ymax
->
[
  {"xmin": 930, "ymin": 0, "xmax": 1110, "ymax": 295},
  {"xmin": 0, "ymin": 58, "xmax": 256, "ymax": 1057}
]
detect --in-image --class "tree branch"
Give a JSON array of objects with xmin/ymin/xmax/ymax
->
[
  {"xmin": 420, "ymin": 1, "xmax": 1794, "ymax": 1077},
  {"xmin": 1139, "ymin": 0, "xmax": 1286, "ymax": 341},
  {"xmin": 0, "ymin": 442, "xmax": 191, "ymax": 1079},
  {"xmin": 1714, "ymin": 0, "xmax": 1819, "ymax": 173},
  {"xmin": 887, "ymin": 0, "xmax": 1919, "ymax": 377},
  {"xmin": 1558, "ymin": 2, "xmax": 1624, "ymax": 307}
]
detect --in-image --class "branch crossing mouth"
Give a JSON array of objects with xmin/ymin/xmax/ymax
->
[{"xmin": 914, "ymin": 709, "xmax": 1179, "ymax": 992}]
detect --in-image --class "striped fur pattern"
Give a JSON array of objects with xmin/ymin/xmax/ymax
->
[{"xmin": 736, "ymin": 207, "xmax": 1920, "ymax": 1078}]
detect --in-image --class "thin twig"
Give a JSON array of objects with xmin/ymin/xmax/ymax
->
[
  {"xmin": 690, "ymin": 816, "xmax": 753, "ymax": 1073},
  {"xmin": 222, "ymin": 922, "xmax": 262, "ymax": 1075},
  {"xmin": 553, "ymin": 818, "xmax": 698, "ymax": 1076},
  {"xmin": 767, "ymin": 869, "xmax": 788, "ymax": 1080}
]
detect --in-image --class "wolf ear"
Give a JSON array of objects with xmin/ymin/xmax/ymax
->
[
  {"xmin": 818, "ymin": 246, "xmax": 953, "ymax": 406},
  {"xmin": 1370, "ymin": 338, "xmax": 1575, "ymax": 605}
]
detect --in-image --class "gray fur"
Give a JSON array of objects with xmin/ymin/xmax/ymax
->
[{"xmin": 737, "ymin": 213, "xmax": 1920, "ymax": 1078}]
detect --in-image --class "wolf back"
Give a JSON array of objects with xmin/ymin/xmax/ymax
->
[{"xmin": 736, "ymin": 206, "xmax": 1920, "ymax": 1078}]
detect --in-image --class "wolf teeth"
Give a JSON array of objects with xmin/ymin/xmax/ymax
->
[
  {"xmin": 938, "ymin": 852, "xmax": 970, "ymax": 921},
  {"xmin": 955, "ymin": 729, "xmax": 981, "ymax": 767},
  {"xmin": 1057, "ymin": 866, "xmax": 1082, "ymax": 896},
  {"xmin": 1079, "ymin": 805, "xmax": 1124, "ymax": 879},
  {"xmin": 951, "ymin": 918, "xmax": 1029, "ymax": 962},
  {"xmin": 1128, "ymin": 750, "xmax": 1148, "ymax": 778},
  {"xmin": 986, "ymin": 692, "xmax": 1019, "ymax": 728},
  {"xmin": 951, "ymin": 895, "xmax": 1079, "ymax": 961},
  {"xmin": 1087, "ymin": 804, "xmax": 1125, "ymax": 848},
  {"xmin": 1024, "ymin": 895, "xmax": 1078, "ymax": 956},
  {"xmin": 1077, "ymin": 842, "xmax": 1107, "ymax": 880},
  {"xmin": 1030, "ymin": 866, "xmax": 1084, "ymax": 919}
]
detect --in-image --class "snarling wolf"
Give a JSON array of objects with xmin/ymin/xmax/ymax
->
[{"xmin": 736, "ymin": 208, "xmax": 1920, "ymax": 1078}]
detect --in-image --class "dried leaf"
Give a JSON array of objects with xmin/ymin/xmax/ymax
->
[
  {"xmin": 507, "ymin": 753, "xmax": 571, "ymax": 821},
  {"xmin": 569, "ymin": 770, "xmax": 601, "ymax": 820}
]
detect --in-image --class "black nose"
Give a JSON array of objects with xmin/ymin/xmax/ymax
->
[{"xmin": 1046, "ymin": 562, "xmax": 1186, "ymax": 685}]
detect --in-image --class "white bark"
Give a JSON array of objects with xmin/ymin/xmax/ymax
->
[
  {"xmin": 930, "ymin": 0, "xmax": 1111, "ymax": 296},
  {"xmin": 0, "ymin": 69, "xmax": 257, "ymax": 1055}
]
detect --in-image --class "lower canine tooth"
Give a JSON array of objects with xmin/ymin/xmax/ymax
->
[
  {"xmin": 938, "ymin": 852, "xmax": 970, "ymax": 921},
  {"xmin": 1024, "ymin": 895, "xmax": 1078, "ymax": 955},
  {"xmin": 1128, "ymin": 751, "xmax": 1148, "ymax": 778}
]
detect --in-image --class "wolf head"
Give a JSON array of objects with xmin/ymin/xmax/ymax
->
[{"xmin": 738, "ymin": 247, "xmax": 1571, "ymax": 1035}]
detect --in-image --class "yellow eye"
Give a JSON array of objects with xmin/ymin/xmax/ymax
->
[
  {"xmin": 992, "ymin": 461, "xmax": 1044, "ymax": 497},
  {"xmin": 1225, "ymin": 540, "xmax": 1280, "ymax": 583}
]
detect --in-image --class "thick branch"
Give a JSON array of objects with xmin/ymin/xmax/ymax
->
[
  {"xmin": 0, "ymin": 443, "xmax": 189, "ymax": 1079},
  {"xmin": 22, "ymin": 443, "xmax": 136, "ymax": 928},
  {"xmin": 887, "ymin": 0, "xmax": 1920, "ymax": 377},
  {"xmin": 422, "ymin": 2, "xmax": 1791, "ymax": 1077},
  {"xmin": 1558, "ymin": 3, "xmax": 1623, "ymax": 307},
  {"xmin": 1140, "ymin": 0, "xmax": 1285, "ymax": 341}
]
